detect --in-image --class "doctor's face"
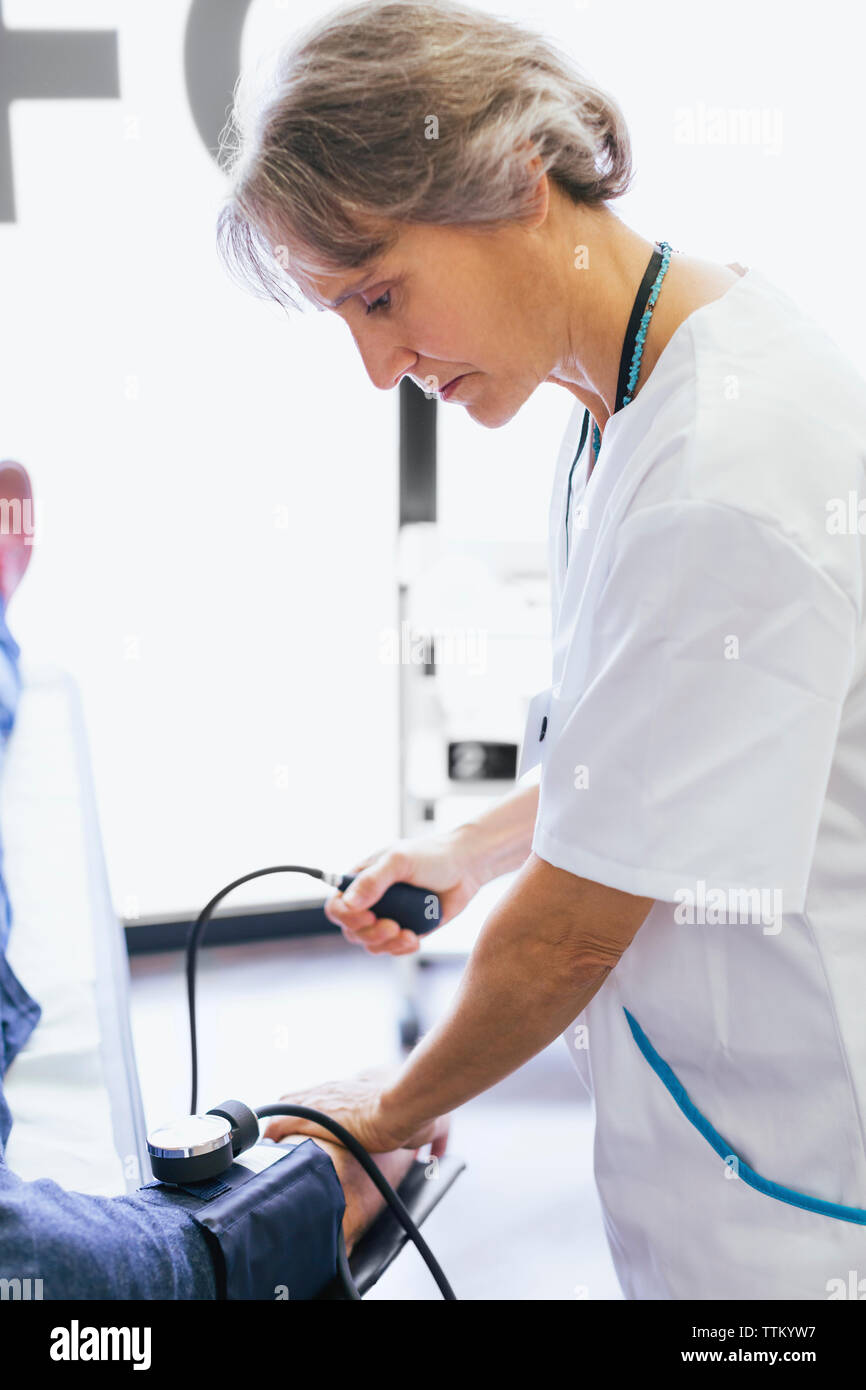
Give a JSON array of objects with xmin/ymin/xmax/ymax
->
[{"xmin": 292, "ymin": 217, "xmax": 565, "ymax": 428}]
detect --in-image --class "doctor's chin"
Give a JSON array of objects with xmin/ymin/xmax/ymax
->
[{"xmin": 2, "ymin": 0, "xmax": 866, "ymax": 1363}]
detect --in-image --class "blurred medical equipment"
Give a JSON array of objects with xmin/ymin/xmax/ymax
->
[{"xmin": 394, "ymin": 523, "xmax": 549, "ymax": 1045}]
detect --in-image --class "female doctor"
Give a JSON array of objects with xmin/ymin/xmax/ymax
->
[{"xmin": 216, "ymin": 0, "xmax": 866, "ymax": 1299}]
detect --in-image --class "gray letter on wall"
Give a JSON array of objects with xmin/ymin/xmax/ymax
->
[{"xmin": 0, "ymin": 0, "xmax": 119, "ymax": 223}]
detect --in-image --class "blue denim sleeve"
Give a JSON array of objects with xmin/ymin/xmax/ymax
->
[{"xmin": 0, "ymin": 1162, "xmax": 218, "ymax": 1299}]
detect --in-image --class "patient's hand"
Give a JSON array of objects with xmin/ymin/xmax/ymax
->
[{"xmin": 300, "ymin": 1138, "xmax": 419, "ymax": 1255}]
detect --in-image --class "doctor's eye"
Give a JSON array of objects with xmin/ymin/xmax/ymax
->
[{"xmin": 365, "ymin": 290, "xmax": 391, "ymax": 316}]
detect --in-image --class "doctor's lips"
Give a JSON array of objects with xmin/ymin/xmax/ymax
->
[{"xmin": 439, "ymin": 373, "xmax": 469, "ymax": 401}]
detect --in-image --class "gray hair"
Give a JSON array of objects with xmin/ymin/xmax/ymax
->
[{"xmin": 216, "ymin": 0, "xmax": 633, "ymax": 312}]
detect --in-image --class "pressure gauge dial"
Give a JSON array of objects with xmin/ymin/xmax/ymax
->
[{"xmin": 147, "ymin": 1113, "xmax": 233, "ymax": 1184}]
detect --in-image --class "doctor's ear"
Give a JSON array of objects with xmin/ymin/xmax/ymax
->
[{"xmin": 517, "ymin": 148, "xmax": 551, "ymax": 230}]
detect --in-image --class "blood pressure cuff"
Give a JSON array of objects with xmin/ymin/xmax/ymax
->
[{"xmin": 144, "ymin": 1139, "xmax": 345, "ymax": 1300}]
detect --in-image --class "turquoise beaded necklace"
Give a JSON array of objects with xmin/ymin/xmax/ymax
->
[
  {"xmin": 588, "ymin": 239, "xmax": 673, "ymax": 469},
  {"xmin": 565, "ymin": 240, "xmax": 674, "ymax": 565}
]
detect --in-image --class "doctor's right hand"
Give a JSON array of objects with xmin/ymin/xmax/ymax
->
[{"xmin": 325, "ymin": 827, "xmax": 488, "ymax": 956}]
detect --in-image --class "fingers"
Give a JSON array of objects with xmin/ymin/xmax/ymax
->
[
  {"xmin": 340, "ymin": 851, "xmax": 409, "ymax": 914},
  {"xmin": 354, "ymin": 923, "xmax": 420, "ymax": 955},
  {"xmin": 370, "ymin": 1145, "xmax": 417, "ymax": 1190},
  {"xmin": 324, "ymin": 847, "xmax": 423, "ymax": 955},
  {"xmin": 430, "ymin": 1125, "xmax": 450, "ymax": 1159},
  {"xmin": 323, "ymin": 888, "xmax": 384, "ymax": 936},
  {"xmin": 325, "ymin": 893, "xmax": 420, "ymax": 955},
  {"xmin": 263, "ymin": 1116, "xmax": 304, "ymax": 1142},
  {"xmin": 263, "ymin": 1115, "xmax": 336, "ymax": 1145},
  {"xmin": 345, "ymin": 919, "xmax": 420, "ymax": 955}
]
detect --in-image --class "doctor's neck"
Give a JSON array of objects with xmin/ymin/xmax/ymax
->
[{"xmin": 544, "ymin": 197, "xmax": 739, "ymax": 435}]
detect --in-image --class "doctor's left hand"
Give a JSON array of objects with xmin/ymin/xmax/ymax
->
[{"xmin": 262, "ymin": 1066, "xmax": 451, "ymax": 1156}]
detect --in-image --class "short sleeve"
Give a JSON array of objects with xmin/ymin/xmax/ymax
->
[{"xmin": 532, "ymin": 500, "xmax": 857, "ymax": 913}]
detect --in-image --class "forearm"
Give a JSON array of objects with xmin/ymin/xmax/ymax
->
[
  {"xmin": 451, "ymin": 781, "xmax": 540, "ymax": 883},
  {"xmin": 308, "ymin": 1138, "xmax": 415, "ymax": 1255},
  {"xmin": 376, "ymin": 859, "xmax": 612, "ymax": 1140}
]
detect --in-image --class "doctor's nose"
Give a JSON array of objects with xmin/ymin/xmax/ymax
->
[
  {"xmin": 366, "ymin": 357, "xmax": 444, "ymax": 395},
  {"xmin": 349, "ymin": 332, "xmax": 419, "ymax": 393}
]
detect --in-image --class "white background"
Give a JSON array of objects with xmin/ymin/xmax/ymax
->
[{"xmin": 1, "ymin": 0, "xmax": 862, "ymax": 920}]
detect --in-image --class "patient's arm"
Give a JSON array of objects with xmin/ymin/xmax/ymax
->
[{"xmin": 0, "ymin": 1137, "xmax": 418, "ymax": 1299}]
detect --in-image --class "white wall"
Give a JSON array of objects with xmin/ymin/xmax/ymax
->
[
  {"xmin": 441, "ymin": 0, "xmax": 865, "ymax": 547},
  {"xmin": 1, "ymin": 0, "xmax": 862, "ymax": 919},
  {"xmin": 1, "ymin": 0, "xmax": 400, "ymax": 918}
]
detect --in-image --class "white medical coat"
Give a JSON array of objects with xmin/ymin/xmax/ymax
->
[{"xmin": 528, "ymin": 266, "xmax": 866, "ymax": 1299}]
